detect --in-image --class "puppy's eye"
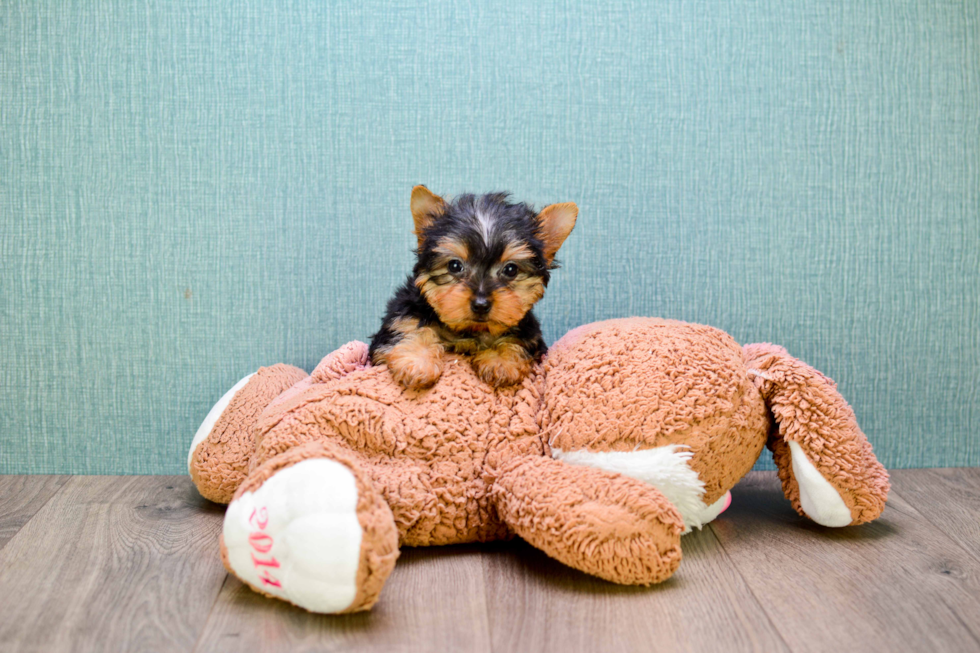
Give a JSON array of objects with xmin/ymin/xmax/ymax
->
[
  {"xmin": 447, "ymin": 259, "xmax": 464, "ymax": 275},
  {"xmin": 501, "ymin": 262, "xmax": 519, "ymax": 279}
]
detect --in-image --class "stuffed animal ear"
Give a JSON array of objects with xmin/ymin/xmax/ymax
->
[
  {"xmin": 410, "ymin": 185, "xmax": 447, "ymax": 246},
  {"xmin": 536, "ymin": 202, "xmax": 578, "ymax": 264}
]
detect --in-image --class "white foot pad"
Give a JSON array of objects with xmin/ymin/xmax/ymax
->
[
  {"xmin": 788, "ymin": 440, "xmax": 852, "ymax": 527},
  {"xmin": 223, "ymin": 459, "xmax": 364, "ymax": 613}
]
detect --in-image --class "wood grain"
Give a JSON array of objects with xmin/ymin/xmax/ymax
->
[
  {"xmin": 483, "ymin": 531, "xmax": 788, "ymax": 653},
  {"xmin": 194, "ymin": 544, "xmax": 492, "ymax": 653},
  {"xmin": 711, "ymin": 471, "xmax": 980, "ymax": 653},
  {"xmin": 889, "ymin": 468, "xmax": 980, "ymax": 564},
  {"xmin": 0, "ymin": 476, "xmax": 227, "ymax": 653},
  {"xmin": 0, "ymin": 475, "xmax": 70, "ymax": 550},
  {"xmin": 3, "ymin": 472, "xmax": 980, "ymax": 652}
]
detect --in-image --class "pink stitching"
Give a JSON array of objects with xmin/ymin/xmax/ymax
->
[
  {"xmin": 251, "ymin": 552, "xmax": 280, "ymax": 568},
  {"xmin": 258, "ymin": 571, "xmax": 282, "ymax": 588},
  {"xmin": 248, "ymin": 507, "xmax": 269, "ymax": 529},
  {"xmin": 248, "ymin": 531, "xmax": 274, "ymax": 554},
  {"xmin": 247, "ymin": 505, "xmax": 281, "ymax": 588}
]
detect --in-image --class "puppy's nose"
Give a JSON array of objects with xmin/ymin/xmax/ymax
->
[{"xmin": 471, "ymin": 295, "xmax": 492, "ymax": 315}]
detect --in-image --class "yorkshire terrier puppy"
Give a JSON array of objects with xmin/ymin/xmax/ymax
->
[{"xmin": 369, "ymin": 186, "xmax": 578, "ymax": 389}]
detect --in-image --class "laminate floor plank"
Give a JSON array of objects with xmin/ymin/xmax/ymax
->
[
  {"xmin": 0, "ymin": 476, "xmax": 227, "ymax": 653},
  {"xmin": 194, "ymin": 543, "xmax": 492, "ymax": 653},
  {"xmin": 4, "ymin": 470, "xmax": 980, "ymax": 652},
  {"xmin": 0, "ymin": 475, "xmax": 70, "ymax": 550},
  {"xmin": 889, "ymin": 468, "xmax": 980, "ymax": 564},
  {"xmin": 482, "ymin": 529, "xmax": 789, "ymax": 653},
  {"xmin": 712, "ymin": 471, "xmax": 980, "ymax": 653}
]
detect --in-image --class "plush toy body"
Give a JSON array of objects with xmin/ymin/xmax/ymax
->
[{"xmin": 188, "ymin": 318, "xmax": 889, "ymax": 613}]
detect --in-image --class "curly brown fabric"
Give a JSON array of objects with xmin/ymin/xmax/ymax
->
[
  {"xmin": 543, "ymin": 318, "xmax": 770, "ymax": 505},
  {"xmin": 190, "ymin": 364, "xmax": 308, "ymax": 503},
  {"xmin": 492, "ymin": 456, "xmax": 684, "ymax": 584},
  {"xmin": 744, "ymin": 343, "xmax": 890, "ymax": 525},
  {"xmin": 250, "ymin": 359, "xmax": 542, "ymax": 546},
  {"xmin": 191, "ymin": 318, "xmax": 889, "ymax": 612}
]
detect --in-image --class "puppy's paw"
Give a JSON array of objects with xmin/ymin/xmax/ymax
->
[
  {"xmin": 472, "ymin": 347, "xmax": 532, "ymax": 387},
  {"xmin": 387, "ymin": 342, "xmax": 444, "ymax": 389}
]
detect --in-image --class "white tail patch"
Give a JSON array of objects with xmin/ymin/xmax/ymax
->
[{"xmin": 552, "ymin": 445, "xmax": 721, "ymax": 533}]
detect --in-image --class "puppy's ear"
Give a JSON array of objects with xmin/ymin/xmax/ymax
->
[
  {"xmin": 411, "ymin": 186, "xmax": 447, "ymax": 246},
  {"xmin": 536, "ymin": 203, "xmax": 578, "ymax": 264}
]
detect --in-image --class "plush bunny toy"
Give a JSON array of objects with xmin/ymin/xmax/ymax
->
[{"xmin": 188, "ymin": 318, "xmax": 889, "ymax": 613}]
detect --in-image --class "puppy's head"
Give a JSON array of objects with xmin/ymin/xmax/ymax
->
[{"xmin": 410, "ymin": 186, "xmax": 577, "ymax": 335}]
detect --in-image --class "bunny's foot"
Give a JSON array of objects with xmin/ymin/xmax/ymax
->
[{"xmin": 221, "ymin": 443, "xmax": 399, "ymax": 613}]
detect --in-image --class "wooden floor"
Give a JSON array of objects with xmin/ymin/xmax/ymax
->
[{"xmin": 0, "ymin": 470, "xmax": 978, "ymax": 652}]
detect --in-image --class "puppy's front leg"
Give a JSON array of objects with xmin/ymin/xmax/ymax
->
[
  {"xmin": 471, "ymin": 337, "xmax": 534, "ymax": 387},
  {"xmin": 378, "ymin": 323, "xmax": 445, "ymax": 390}
]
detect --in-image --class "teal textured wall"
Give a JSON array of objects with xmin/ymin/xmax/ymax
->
[{"xmin": 2, "ymin": 0, "xmax": 978, "ymax": 474}]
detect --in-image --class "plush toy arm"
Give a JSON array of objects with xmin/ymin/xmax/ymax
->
[
  {"xmin": 490, "ymin": 456, "xmax": 685, "ymax": 585},
  {"xmin": 744, "ymin": 343, "xmax": 890, "ymax": 526},
  {"xmin": 189, "ymin": 363, "xmax": 309, "ymax": 503},
  {"xmin": 310, "ymin": 340, "xmax": 370, "ymax": 383}
]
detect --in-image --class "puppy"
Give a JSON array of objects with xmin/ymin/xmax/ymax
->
[{"xmin": 369, "ymin": 186, "xmax": 577, "ymax": 389}]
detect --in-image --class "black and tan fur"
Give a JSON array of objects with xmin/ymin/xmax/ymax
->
[{"xmin": 369, "ymin": 186, "xmax": 577, "ymax": 389}]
